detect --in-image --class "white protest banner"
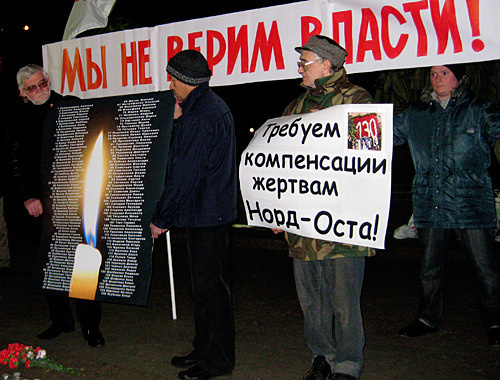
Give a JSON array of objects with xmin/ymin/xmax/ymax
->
[
  {"xmin": 44, "ymin": 27, "xmax": 156, "ymax": 99},
  {"xmin": 322, "ymin": 0, "xmax": 495, "ymax": 73},
  {"xmin": 43, "ymin": 0, "xmax": 500, "ymax": 99},
  {"xmin": 239, "ymin": 104, "xmax": 393, "ymax": 249},
  {"xmin": 44, "ymin": 1, "xmax": 320, "ymax": 99}
]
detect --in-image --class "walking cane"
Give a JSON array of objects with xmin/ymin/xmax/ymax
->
[
  {"xmin": 152, "ymin": 230, "xmax": 177, "ymax": 320},
  {"xmin": 166, "ymin": 230, "xmax": 177, "ymax": 320}
]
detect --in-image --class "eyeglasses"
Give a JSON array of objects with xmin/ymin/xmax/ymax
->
[
  {"xmin": 24, "ymin": 79, "xmax": 49, "ymax": 94},
  {"xmin": 297, "ymin": 59, "xmax": 322, "ymax": 69}
]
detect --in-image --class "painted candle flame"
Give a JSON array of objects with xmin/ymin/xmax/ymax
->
[{"xmin": 82, "ymin": 131, "xmax": 104, "ymax": 247}]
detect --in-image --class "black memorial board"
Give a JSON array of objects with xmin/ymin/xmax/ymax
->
[{"xmin": 33, "ymin": 91, "xmax": 175, "ymax": 306}]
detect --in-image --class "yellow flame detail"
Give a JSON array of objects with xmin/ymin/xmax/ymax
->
[{"xmin": 83, "ymin": 131, "xmax": 104, "ymax": 246}]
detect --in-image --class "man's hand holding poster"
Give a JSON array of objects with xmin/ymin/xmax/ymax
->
[{"xmin": 239, "ymin": 104, "xmax": 393, "ymax": 250}]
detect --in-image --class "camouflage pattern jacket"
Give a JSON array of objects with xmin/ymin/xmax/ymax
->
[{"xmin": 283, "ymin": 68, "xmax": 376, "ymax": 261}]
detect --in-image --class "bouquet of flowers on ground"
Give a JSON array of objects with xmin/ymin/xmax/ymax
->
[{"xmin": 0, "ymin": 343, "xmax": 82, "ymax": 376}]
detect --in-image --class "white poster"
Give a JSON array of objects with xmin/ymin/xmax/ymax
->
[{"xmin": 239, "ymin": 104, "xmax": 393, "ymax": 249}]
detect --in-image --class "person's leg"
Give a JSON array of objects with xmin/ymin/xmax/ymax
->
[
  {"xmin": 330, "ymin": 257, "xmax": 365, "ymax": 379},
  {"xmin": 416, "ymin": 228, "xmax": 450, "ymax": 327},
  {"xmin": 294, "ymin": 258, "xmax": 335, "ymax": 380},
  {"xmin": 76, "ymin": 299, "xmax": 104, "ymax": 347},
  {"xmin": 0, "ymin": 197, "xmax": 10, "ymax": 272},
  {"xmin": 294, "ymin": 258, "xmax": 336, "ymax": 358},
  {"xmin": 46, "ymin": 295, "xmax": 74, "ymax": 328},
  {"xmin": 455, "ymin": 229, "xmax": 500, "ymax": 330},
  {"xmin": 185, "ymin": 224, "xmax": 234, "ymax": 375},
  {"xmin": 37, "ymin": 295, "xmax": 75, "ymax": 339},
  {"xmin": 399, "ymin": 228, "xmax": 449, "ymax": 337}
]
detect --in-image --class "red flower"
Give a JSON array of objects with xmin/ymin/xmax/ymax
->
[
  {"xmin": 1, "ymin": 343, "xmax": 80, "ymax": 376},
  {"xmin": 9, "ymin": 356, "xmax": 18, "ymax": 369}
]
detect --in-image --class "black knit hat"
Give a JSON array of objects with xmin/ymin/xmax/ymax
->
[
  {"xmin": 166, "ymin": 50, "xmax": 212, "ymax": 85},
  {"xmin": 443, "ymin": 63, "xmax": 466, "ymax": 80}
]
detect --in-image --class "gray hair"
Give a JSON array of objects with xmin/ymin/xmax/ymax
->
[
  {"xmin": 295, "ymin": 35, "xmax": 347, "ymax": 72},
  {"xmin": 299, "ymin": 50, "xmax": 335, "ymax": 75},
  {"xmin": 16, "ymin": 64, "xmax": 49, "ymax": 89}
]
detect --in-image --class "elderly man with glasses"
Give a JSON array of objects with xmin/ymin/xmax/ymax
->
[
  {"xmin": 8, "ymin": 64, "xmax": 105, "ymax": 347},
  {"xmin": 12, "ymin": 65, "xmax": 53, "ymax": 218},
  {"xmin": 272, "ymin": 35, "xmax": 374, "ymax": 380}
]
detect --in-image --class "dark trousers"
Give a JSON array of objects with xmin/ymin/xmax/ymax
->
[
  {"xmin": 417, "ymin": 228, "xmax": 500, "ymax": 329},
  {"xmin": 186, "ymin": 223, "xmax": 234, "ymax": 375},
  {"xmin": 47, "ymin": 294, "xmax": 102, "ymax": 333}
]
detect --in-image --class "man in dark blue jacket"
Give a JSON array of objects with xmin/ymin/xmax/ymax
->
[
  {"xmin": 150, "ymin": 50, "xmax": 237, "ymax": 380},
  {"xmin": 394, "ymin": 64, "xmax": 500, "ymax": 346}
]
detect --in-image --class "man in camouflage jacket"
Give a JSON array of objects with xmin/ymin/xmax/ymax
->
[{"xmin": 275, "ymin": 35, "xmax": 374, "ymax": 380}]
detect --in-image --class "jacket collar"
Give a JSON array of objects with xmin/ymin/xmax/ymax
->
[
  {"xmin": 179, "ymin": 82, "xmax": 210, "ymax": 114},
  {"xmin": 301, "ymin": 67, "xmax": 348, "ymax": 96}
]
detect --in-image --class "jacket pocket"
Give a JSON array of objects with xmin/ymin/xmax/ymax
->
[{"xmin": 453, "ymin": 186, "xmax": 495, "ymax": 224}]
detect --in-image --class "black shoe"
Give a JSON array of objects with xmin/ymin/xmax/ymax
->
[
  {"xmin": 83, "ymin": 329, "xmax": 105, "ymax": 347},
  {"xmin": 398, "ymin": 319, "xmax": 438, "ymax": 337},
  {"xmin": 37, "ymin": 324, "xmax": 75, "ymax": 340},
  {"xmin": 329, "ymin": 373, "xmax": 357, "ymax": 380},
  {"xmin": 487, "ymin": 327, "xmax": 500, "ymax": 346},
  {"xmin": 178, "ymin": 365, "xmax": 218, "ymax": 380},
  {"xmin": 172, "ymin": 353, "xmax": 199, "ymax": 368},
  {"xmin": 304, "ymin": 355, "xmax": 331, "ymax": 380}
]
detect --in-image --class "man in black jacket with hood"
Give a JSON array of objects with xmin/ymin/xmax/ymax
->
[{"xmin": 151, "ymin": 50, "xmax": 237, "ymax": 380}]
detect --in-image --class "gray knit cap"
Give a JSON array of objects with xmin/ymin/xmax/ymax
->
[
  {"xmin": 295, "ymin": 35, "xmax": 347, "ymax": 70},
  {"xmin": 166, "ymin": 49, "xmax": 212, "ymax": 86}
]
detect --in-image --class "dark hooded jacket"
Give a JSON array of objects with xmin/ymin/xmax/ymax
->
[
  {"xmin": 151, "ymin": 83, "xmax": 237, "ymax": 229},
  {"xmin": 394, "ymin": 79, "xmax": 500, "ymax": 228}
]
